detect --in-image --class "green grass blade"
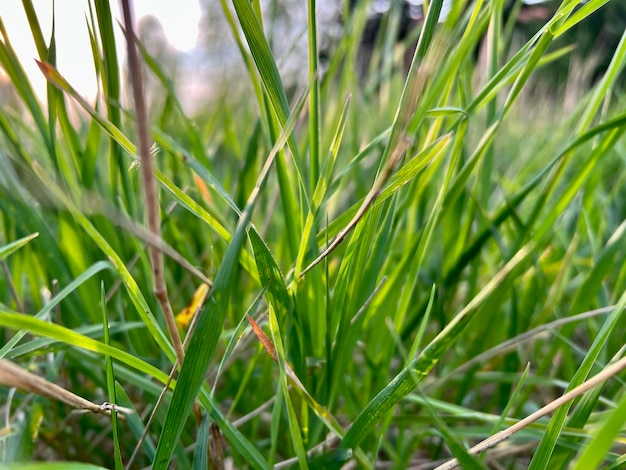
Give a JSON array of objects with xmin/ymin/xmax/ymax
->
[
  {"xmin": 307, "ymin": 0, "xmax": 320, "ymax": 193},
  {"xmin": 340, "ymin": 244, "xmax": 532, "ymax": 450},
  {"xmin": 0, "ymin": 260, "xmax": 113, "ymax": 358},
  {"xmin": 0, "ymin": 311, "xmax": 169, "ymax": 382},
  {"xmin": 114, "ymin": 382, "xmax": 156, "ymax": 462},
  {"xmin": 528, "ymin": 293, "xmax": 626, "ymax": 469},
  {"xmin": 0, "ymin": 18, "xmax": 50, "ymax": 153},
  {"xmin": 570, "ymin": 385, "xmax": 626, "ymax": 470},
  {"xmin": 21, "ymin": 0, "xmax": 47, "ymax": 59},
  {"xmin": 231, "ymin": 0, "xmax": 309, "ymax": 208},
  {"xmin": 31, "ymin": 164, "xmax": 175, "ymax": 360},
  {"xmin": 316, "ymin": 134, "xmax": 451, "ymax": 245},
  {"xmin": 93, "ymin": 0, "xmax": 131, "ymax": 210},
  {"xmin": 191, "ymin": 414, "xmax": 210, "ymax": 470},
  {"xmin": 101, "ymin": 283, "xmax": 123, "ymax": 470},
  {"xmin": 151, "ymin": 81, "xmax": 306, "ymax": 470},
  {"xmin": 249, "ymin": 230, "xmax": 291, "ymax": 322},
  {"xmin": 0, "ymin": 232, "xmax": 38, "ymax": 261},
  {"xmin": 2, "ymin": 464, "xmax": 108, "ymax": 470}
]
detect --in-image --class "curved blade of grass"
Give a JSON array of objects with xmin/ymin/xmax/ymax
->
[
  {"xmin": 340, "ymin": 244, "xmax": 532, "ymax": 450},
  {"xmin": 249, "ymin": 230, "xmax": 291, "ymax": 322},
  {"xmin": 3, "ymin": 463, "xmax": 108, "ymax": 470},
  {"xmin": 0, "ymin": 260, "xmax": 113, "ymax": 358},
  {"xmin": 0, "ymin": 311, "xmax": 168, "ymax": 383},
  {"xmin": 554, "ymin": 0, "xmax": 612, "ymax": 38},
  {"xmin": 0, "ymin": 232, "xmax": 39, "ymax": 261},
  {"xmin": 6, "ymin": 322, "xmax": 144, "ymax": 360},
  {"xmin": 32, "ymin": 162, "xmax": 176, "ymax": 360},
  {"xmin": 152, "ymin": 84, "xmax": 307, "ymax": 470}
]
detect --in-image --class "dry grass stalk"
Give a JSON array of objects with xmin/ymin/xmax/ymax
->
[
  {"xmin": 0, "ymin": 359, "xmax": 131, "ymax": 417},
  {"xmin": 119, "ymin": 0, "xmax": 185, "ymax": 365}
]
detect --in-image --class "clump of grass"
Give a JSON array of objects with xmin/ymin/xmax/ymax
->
[{"xmin": 1, "ymin": 0, "xmax": 626, "ymax": 468}]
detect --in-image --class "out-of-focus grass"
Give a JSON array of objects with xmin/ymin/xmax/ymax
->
[{"xmin": 1, "ymin": 0, "xmax": 625, "ymax": 468}]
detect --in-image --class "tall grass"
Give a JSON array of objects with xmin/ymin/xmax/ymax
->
[{"xmin": 1, "ymin": 0, "xmax": 625, "ymax": 468}]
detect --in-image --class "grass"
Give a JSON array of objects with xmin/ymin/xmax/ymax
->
[{"xmin": 1, "ymin": 0, "xmax": 626, "ymax": 468}]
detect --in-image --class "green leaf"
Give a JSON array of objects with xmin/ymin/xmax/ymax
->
[
  {"xmin": 340, "ymin": 244, "xmax": 532, "ymax": 450},
  {"xmin": 101, "ymin": 284, "xmax": 123, "ymax": 470},
  {"xmin": 249, "ymin": 229, "xmax": 291, "ymax": 322},
  {"xmin": 1, "ymin": 464, "xmax": 108, "ymax": 470},
  {"xmin": 0, "ymin": 232, "xmax": 38, "ymax": 262},
  {"xmin": 151, "ymin": 72, "xmax": 307, "ymax": 470},
  {"xmin": 192, "ymin": 414, "xmax": 210, "ymax": 470},
  {"xmin": 0, "ymin": 261, "xmax": 113, "ymax": 359},
  {"xmin": 115, "ymin": 383, "xmax": 156, "ymax": 462},
  {"xmin": 528, "ymin": 295, "xmax": 626, "ymax": 470}
]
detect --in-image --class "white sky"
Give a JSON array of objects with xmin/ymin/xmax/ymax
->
[{"xmin": 0, "ymin": 1, "xmax": 202, "ymax": 99}]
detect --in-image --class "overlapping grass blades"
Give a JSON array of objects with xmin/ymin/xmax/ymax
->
[
  {"xmin": 1, "ymin": 0, "xmax": 625, "ymax": 467},
  {"xmin": 152, "ymin": 77, "xmax": 308, "ymax": 469}
]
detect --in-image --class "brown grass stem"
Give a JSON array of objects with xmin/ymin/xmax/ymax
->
[
  {"xmin": 435, "ymin": 353, "xmax": 626, "ymax": 469},
  {"xmin": 120, "ymin": 0, "xmax": 185, "ymax": 365},
  {"xmin": 0, "ymin": 359, "xmax": 131, "ymax": 417},
  {"xmin": 299, "ymin": 138, "xmax": 409, "ymax": 278}
]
